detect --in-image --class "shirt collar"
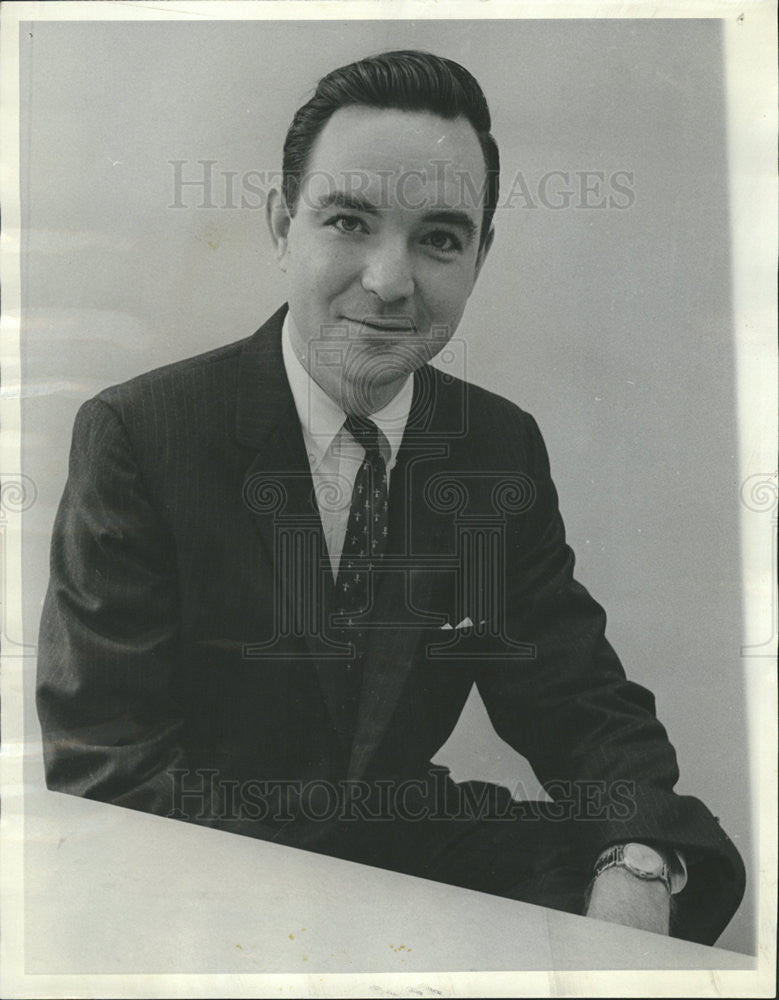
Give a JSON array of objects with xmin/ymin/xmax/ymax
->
[{"xmin": 281, "ymin": 312, "xmax": 413, "ymax": 472}]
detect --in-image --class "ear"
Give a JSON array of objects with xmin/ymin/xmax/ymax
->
[
  {"xmin": 266, "ymin": 186, "xmax": 292, "ymax": 270},
  {"xmin": 473, "ymin": 225, "xmax": 495, "ymax": 284}
]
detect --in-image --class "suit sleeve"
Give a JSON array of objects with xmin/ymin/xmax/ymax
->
[
  {"xmin": 474, "ymin": 411, "xmax": 746, "ymax": 945},
  {"xmin": 36, "ymin": 397, "xmax": 250, "ymax": 835}
]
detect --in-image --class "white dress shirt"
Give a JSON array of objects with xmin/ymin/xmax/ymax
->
[{"xmin": 281, "ymin": 313, "xmax": 414, "ymax": 579}]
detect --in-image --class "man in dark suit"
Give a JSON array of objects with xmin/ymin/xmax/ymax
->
[{"xmin": 37, "ymin": 50, "xmax": 744, "ymax": 945}]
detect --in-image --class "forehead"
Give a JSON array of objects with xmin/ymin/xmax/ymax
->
[{"xmin": 302, "ymin": 105, "xmax": 487, "ymax": 212}]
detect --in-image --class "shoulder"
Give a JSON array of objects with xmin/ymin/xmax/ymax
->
[
  {"xmin": 63, "ymin": 338, "xmax": 250, "ymax": 475},
  {"xmin": 427, "ymin": 363, "xmax": 533, "ymax": 424},
  {"xmin": 427, "ymin": 365, "xmax": 548, "ymax": 467},
  {"xmin": 67, "ymin": 337, "xmax": 252, "ymax": 462},
  {"xmin": 465, "ymin": 375, "xmax": 534, "ymax": 426},
  {"xmin": 94, "ymin": 336, "xmax": 250, "ymax": 414},
  {"xmin": 74, "ymin": 304, "xmax": 287, "ymax": 444},
  {"xmin": 88, "ymin": 304, "xmax": 287, "ymax": 418}
]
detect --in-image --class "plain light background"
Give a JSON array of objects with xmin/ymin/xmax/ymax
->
[{"xmin": 20, "ymin": 18, "xmax": 753, "ymax": 954}]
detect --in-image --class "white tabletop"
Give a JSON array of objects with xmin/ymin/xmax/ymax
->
[{"xmin": 21, "ymin": 788, "xmax": 755, "ymax": 978}]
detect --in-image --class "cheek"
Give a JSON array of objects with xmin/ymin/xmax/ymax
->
[
  {"xmin": 417, "ymin": 265, "xmax": 475, "ymax": 322},
  {"xmin": 292, "ymin": 242, "xmax": 360, "ymax": 298}
]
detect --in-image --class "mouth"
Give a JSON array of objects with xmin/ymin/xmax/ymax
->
[{"xmin": 342, "ymin": 315, "xmax": 417, "ymax": 334}]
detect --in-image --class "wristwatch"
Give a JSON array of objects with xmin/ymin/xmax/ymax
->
[{"xmin": 593, "ymin": 843, "xmax": 674, "ymax": 893}]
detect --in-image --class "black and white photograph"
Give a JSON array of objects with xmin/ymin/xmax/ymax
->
[{"xmin": 1, "ymin": 2, "xmax": 775, "ymax": 997}]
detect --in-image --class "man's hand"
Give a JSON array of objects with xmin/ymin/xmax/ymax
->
[{"xmin": 585, "ymin": 866, "xmax": 671, "ymax": 935}]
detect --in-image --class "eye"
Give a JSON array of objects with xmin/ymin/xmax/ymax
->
[
  {"xmin": 422, "ymin": 230, "xmax": 463, "ymax": 255},
  {"xmin": 325, "ymin": 214, "xmax": 369, "ymax": 235}
]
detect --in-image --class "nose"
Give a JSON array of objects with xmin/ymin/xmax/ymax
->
[{"xmin": 360, "ymin": 237, "xmax": 415, "ymax": 303}]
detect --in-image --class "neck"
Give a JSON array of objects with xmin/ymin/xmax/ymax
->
[{"xmin": 330, "ymin": 375, "xmax": 408, "ymax": 417}]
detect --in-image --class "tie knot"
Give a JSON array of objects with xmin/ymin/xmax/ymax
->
[{"xmin": 344, "ymin": 414, "xmax": 385, "ymax": 459}]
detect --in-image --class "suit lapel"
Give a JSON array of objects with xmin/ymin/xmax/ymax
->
[
  {"xmin": 235, "ymin": 305, "xmax": 324, "ymax": 583},
  {"xmin": 235, "ymin": 307, "xmax": 349, "ymax": 737}
]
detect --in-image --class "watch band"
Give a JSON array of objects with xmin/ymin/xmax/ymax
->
[{"xmin": 593, "ymin": 843, "xmax": 673, "ymax": 894}]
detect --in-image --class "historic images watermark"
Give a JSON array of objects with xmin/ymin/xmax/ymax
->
[
  {"xmin": 167, "ymin": 160, "xmax": 636, "ymax": 212},
  {"xmin": 167, "ymin": 767, "xmax": 638, "ymax": 825}
]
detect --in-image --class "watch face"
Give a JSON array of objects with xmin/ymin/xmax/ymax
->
[{"xmin": 624, "ymin": 842, "xmax": 664, "ymax": 877}]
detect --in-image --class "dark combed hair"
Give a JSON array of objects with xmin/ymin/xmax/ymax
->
[{"xmin": 282, "ymin": 50, "xmax": 500, "ymax": 247}]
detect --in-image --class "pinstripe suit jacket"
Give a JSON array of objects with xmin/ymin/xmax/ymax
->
[{"xmin": 37, "ymin": 305, "xmax": 745, "ymax": 943}]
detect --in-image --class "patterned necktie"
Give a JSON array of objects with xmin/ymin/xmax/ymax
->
[{"xmin": 331, "ymin": 414, "xmax": 390, "ymax": 738}]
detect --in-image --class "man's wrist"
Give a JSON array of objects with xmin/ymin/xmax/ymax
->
[{"xmin": 586, "ymin": 865, "xmax": 671, "ymax": 935}]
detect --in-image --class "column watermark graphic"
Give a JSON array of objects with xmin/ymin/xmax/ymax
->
[
  {"xmin": 1, "ymin": 475, "xmax": 37, "ymax": 656},
  {"xmin": 740, "ymin": 471, "xmax": 778, "ymax": 657}
]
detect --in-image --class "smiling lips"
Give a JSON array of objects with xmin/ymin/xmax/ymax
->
[{"xmin": 342, "ymin": 315, "xmax": 416, "ymax": 334}]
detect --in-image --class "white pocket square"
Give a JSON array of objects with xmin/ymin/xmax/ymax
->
[{"xmin": 441, "ymin": 617, "xmax": 480, "ymax": 630}]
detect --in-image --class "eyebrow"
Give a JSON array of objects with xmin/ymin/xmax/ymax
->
[{"xmin": 314, "ymin": 192, "xmax": 478, "ymax": 243}]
